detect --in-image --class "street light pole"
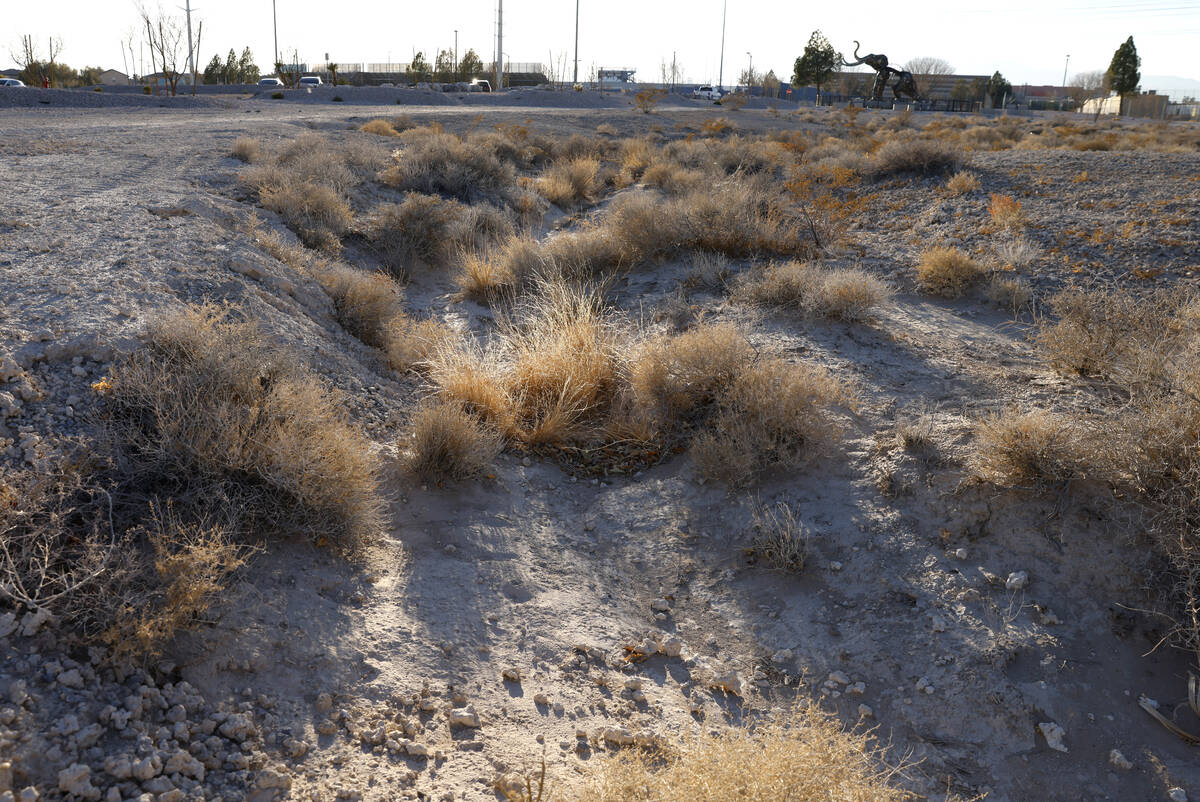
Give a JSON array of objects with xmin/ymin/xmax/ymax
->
[
  {"xmin": 454, "ymin": 30, "xmax": 458, "ymax": 81},
  {"xmin": 717, "ymin": 0, "xmax": 726, "ymax": 92},
  {"xmin": 746, "ymin": 50, "xmax": 751, "ymax": 92},
  {"xmin": 573, "ymin": 0, "xmax": 580, "ymax": 84},
  {"xmin": 272, "ymin": 0, "xmax": 279, "ymax": 67},
  {"xmin": 1062, "ymin": 54, "xmax": 1070, "ymax": 88}
]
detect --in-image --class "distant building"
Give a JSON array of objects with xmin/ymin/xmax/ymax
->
[
  {"xmin": 598, "ymin": 68, "xmax": 636, "ymax": 90},
  {"xmin": 1166, "ymin": 101, "xmax": 1199, "ymax": 119},
  {"xmin": 98, "ymin": 69, "xmax": 129, "ymax": 86},
  {"xmin": 1083, "ymin": 90, "xmax": 1170, "ymax": 119}
]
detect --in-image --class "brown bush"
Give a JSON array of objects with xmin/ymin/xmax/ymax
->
[
  {"xmin": 231, "ymin": 137, "xmax": 260, "ymax": 163},
  {"xmin": 366, "ymin": 193, "xmax": 513, "ymax": 273},
  {"xmin": 380, "ymin": 129, "xmax": 520, "ymax": 204},
  {"xmin": 751, "ymin": 502, "xmax": 809, "ymax": 571},
  {"xmin": 360, "ymin": 118, "xmax": 400, "ymax": 137},
  {"xmin": 914, "ymin": 246, "xmax": 984, "ymax": 297},
  {"xmin": 457, "ymin": 236, "xmax": 545, "ymax": 301},
  {"xmin": 631, "ymin": 323, "xmax": 754, "ymax": 421},
  {"xmin": 944, "ymin": 170, "xmax": 980, "ymax": 195},
  {"xmin": 987, "ymin": 193, "xmax": 1025, "ymax": 230},
  {"xmin": 634, "ymin": 87, "xmax": 667, "ymax": 113},
  {"xmin": 691, "ymin": 357, "xmax": 848, "ymax": 486},
  {"xmin": 988, "ymin": 274, "xmax": 1033, "ymax": 315},
  {"xmin": 259, "ymin": 181, "xmax": 353, "ymax": 250},
  {"xmin": 870, "ymin": 137, "xmax": 965, "ymax": 176},
  {"xmin": 736, "ymin": 262, "xmax": 891, "ymax": 321},
  {"xmin": 403, "ymin": 400, "xmax": 502, "ymax": 482},
  {"xmin": 576, "ymin": 704, "xmax": 906, "ymax": 802},
  {"xmin": 971, "ymin": 409, "xmax": 1088, "ymax": 486},
  {"xmin": 538, "ymin": 157, "xmax": 601, "ymax": 208},
  {"xmin": 104, "ymin": 304, "xmax": 383, "ymax": 551}
]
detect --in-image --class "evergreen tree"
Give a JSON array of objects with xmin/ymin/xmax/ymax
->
[
  {"xmin": 224, "ymin": 49, "xmax": 238, "ymax": 84},
  {"xmin": 410, "ymin": 51, "xmax": 431, "ymax": 82},
  {"xmin": 458, "ymin": 49, "xmax": 484, "ymax": 79},
  {"xmin": 792, "ymin": 30, "xmax": 840, "ymax": 100},
  {"xmin": 203, "ymin": 54, "xmax": 222, "ymax": 84},
  {"xmin": 239, "ymin": 47, "xmax": 259, "ymax": 83},
  {"xmin": 987, "ymin": 71, "xmax": 1011, "ymax": 107},
  {"xmin": 1107, "ymin": 36, "xmax": 1140, "ymax": 99}
]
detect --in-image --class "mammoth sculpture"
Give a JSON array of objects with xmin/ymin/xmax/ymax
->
[{"xmin": 841, "ymin": 41, "xmax": 921, "ymax": 102}]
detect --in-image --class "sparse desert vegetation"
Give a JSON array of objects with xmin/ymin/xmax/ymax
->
[{"xmin": 4, "ymin": 95, "xmax": 1200, "ymax": 801}]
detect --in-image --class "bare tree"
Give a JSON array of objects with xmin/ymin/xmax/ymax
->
[
  {"xmin": 46, "ymin": 37, "xmax": 63, "ymax": 87},
  {"xmin": 1066, "ymin": 69, "xmax": 1107, "ymax": 110},
  {"xmin": 11, "ymin": 35, "xmax": 61, "ymax": 87},
  {"xmin": 11, "ymin": 35, "xmax": 42, "ymax": 82},
  {"xmin": 902, "ymin": 56, "xmax": 954, "ymax": 98},
  {"xmin": 139, "ymin": 4, "xmax": 186, "ymax": 96}
]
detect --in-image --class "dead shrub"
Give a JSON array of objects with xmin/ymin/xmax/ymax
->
[
  {"xmin": 259, "ymin": 181, "xmax": 353, "ymax": 250},
  {"xmin": 988, "ymin": 274, "xmax": 1033, "ymax": 314},
  {"xmin": 994, "ymin": 235, "xmax": 1040, "ymax": 269},
  {"xmin": 576, "ymin": 704, "xmax": 906, "ymax": 802},
  {"xmin": 104, "ymin": 304, "xmax": 382, "ymax": 551},
  {"xmin": 914, "ymin": 246, "xmax": 984, "ymax": 297},
  {"xmin": 737, "ymin": 262, "xmax": 891, "ymax": 321},
  {"xmin": 972, "ymin": 409, "xmax": 1087, "ymax": 486},
  {"xmin": 691, "ymin": 357, "xmax": 848, "ymax": 486},
  {"xmin": 538, "ymin": 157, "xmax": 601, "ymax": 208},
  {"xmin": 360, "ymin": 118, "xmax": 400, "ymax": 137},
  {"xmin": 751, "ymin": 502, "xmax": 809, "ymax": 571},
  {"xmin": 642, "ymin": 162, "xmax": 706, "ymax": 196},
  {"xmin": 314, "ymin": 262, "xmax": 406, "ymax": 346},
  {"xmin": 987, "ymin": 193, "xmax": 1025, "ymax": 230},
  {"xmin": 231, "ymin": 137, "xmax": 260, "ymax": 163},
  {"xmin": 457, "ymin": 236, "xmax": 546, "ymax": 301},
  {"xmin": 870, "ymin": 137, "xmax": 965, "ymax": 176},
  {"xmin": 944, "ymin": 170, "xmax": 980, "ymax": 195},
  {"xmin": 630, "ymin": 323, "xmax": 754, "ymax": 422},
  {"xmin": 380, "ymin": 129, "xmax": 519, "ymax": 204},
  {"xmin": 634, "ymin": 87, "xmax": 667, "ymax": 113},
  {"xmin": 382, "ymin": 315, "xmax": 456, "ymax": 372},
  {"xmin": 403, "ymin": 400, "xmax": 502, "ymax": 482},
  {"xmin": 366, "ymin": 193, "xmax": 513, "ymax": 273}
]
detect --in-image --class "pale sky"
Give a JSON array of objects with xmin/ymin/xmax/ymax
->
[{"xmin": 5, "ymin": 0, "xmax": 1199, "ymax": 96}]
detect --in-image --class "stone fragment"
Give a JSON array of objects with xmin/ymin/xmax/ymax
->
[
  {"xmin": 501, "ymin": 668, "xmax": 521, "ymax": 682},
  {"xmin": 708, "ymin": 672, "xmax": 744, "ymax": 697},
  {"xmin": 57, "ymin": 764, "xmax": 97, "ymax": 799},
  {"xmin": 650, "ymin": 599, "xmax": 671, "ymax": 612},
  {"xmin": 448, "ymin": 706, "xmax": 480, "ymax": 728},
  {"xmin": 1168, "ymin": 789, "xmax": 1187, "ymax": 802},
  {"xmin": 1108, "ymin": 749, "xmax": 1133, "ymax": 770},
  {"xmin": 602, "ymin": 727, "xmax": 634, "ymax": 745},
  {"xmin": 659, "ymin": 637, "xmax": 683, "ymax": 658},
  {"xmin": 131, "ymin": 754, "xmax": 162, "ymax": 781},
  {"xmin": 1006, "ymin": 571, "xmax": 1029, "ymax": 591},
  {"xmin": 1038, "ymin": 721, "xmax": 1067, "ymax": 752}
]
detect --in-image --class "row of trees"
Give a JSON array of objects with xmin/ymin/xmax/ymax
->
[
  {"xmin": 406, "ymin": 48, "xmax": 485, "ymax": 83},
  {"xmin": 202, "ymin": 48, "xmax": 259, "ymax": 84},
  {"xmin": 9, "ymin": 35, "xmax": 103, "ymax": 88}
]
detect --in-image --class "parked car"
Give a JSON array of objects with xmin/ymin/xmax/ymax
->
[
  {"xmin": 257, "ymin": 77, "xmax": 284, "ymax": 87},
  {"xmin": 692, "ymin": 85, "xmax": 722, "ymax": 100},
  {"xmin": 0, "ymin": 78, "xmax": 26, "ymax": 87},
  {"xmin": 298, "ymin": 76, "xmax": 322, "ymax": 87},
  {"xmin": 469, "ymin": 79, "xmax": 492, "ymax": 92}
]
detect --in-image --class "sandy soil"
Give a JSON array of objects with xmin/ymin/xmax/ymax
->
[{"xmin": 2, "ymin": 102, "xmax": 1200, "ymax": 802}]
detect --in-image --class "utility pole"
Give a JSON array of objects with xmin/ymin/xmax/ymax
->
[
  {"xmin": 495, "ymin": 0, "xmax": 503, "ymax": 90},
  {"xmin": 717, "ymin": 0, "xmax": 726, "ymax": 92},
  {"xmin": 454, "ymin": 30, "xmax": 458, "ymax": 81},
  {"xmin": 272, "ymin": 0, "xmax": 279, "ymax": 67},
  {"xmin": 183, "ymin": 0, "xmax": 195, "ymax": 82},
  {"xmin": 573, "ymin": 0, "xmax": 579, "ymax": 84},
  {"xmin": 746, "ymin": 50, "xmax": 751, "ymax": 92},
  {"xmin": 1062, "ymin": 54, "xmax": 1070, "ymax": 88}
]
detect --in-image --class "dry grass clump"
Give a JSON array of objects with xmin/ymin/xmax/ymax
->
[
  {"xmin": 457, "ymin": 236, "xmax": 546, "ymax": 301},
  {"xmin": 103, "ymin": 304, "xmax": 382, "ymax": 551},
  {"xmin": 971, "ymin": 409, "xmax": 1087, "ymax": 486},
  {"xmin": 944, "ymin": 170, "xmax": 980, "ymax": 195},
  {"xmin": 914, "ymin": 247, "xmax": 984, "ymax": 297},
  {"xmin": 750, "ymin": 502, "xmax": 809, "ymax": 571},
  {"xmin": 641, "ymin": 161, "xmax": 706, "ymax": 196},
  {"xmin": 366, "ymin": 192, "xmax": 513, "ymax": 273},
  {"xmin": 259, "ymin": 182, "xmax": 353, "ymax": 250},
  {"xmin": 231, "ymin": 136, "xmax": 260, "ymax": 163},
  {"xmin": 691, "ymin": 357, "xmax": 848, "ymax": 486},
  {"xmin": 994, "ymin": 235, "xmax": 1040, "ymax": 269},
  {"xmin": 630, "ymin": 323, "xmax": 754, "ymax": 421},
  {"xmin": 988, "ymin": 274, "xmax": 1033, "ymax": 314},
  {"xmin": 736, "ymin": 262, "xmax": 891, "ymax": 321},
  {"xmin": 360, "ymin": 118, "xmax": 400, "ymax": 137},
  {"xmin": 402, "ymin": 400, "xmax": 502, "ymax": 482},
  {"xmin": 380, "ymin": 128, "xmax": 519, "ymax": 204},
  {"xmin": 538, "ymin": 157, "xmax": 601, "ymax": 208},
  {"xmin": 575, "ymin": 705, "xmax": 906, "ymax": 802},
  {"xmin": 869, "ymin": 137, "xmax": 965, "ymax": 176}
]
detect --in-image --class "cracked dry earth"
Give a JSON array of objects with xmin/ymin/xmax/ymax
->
[{"xmin": 2, "ymin": 102, "xmax": 1200, "ymax": 802}]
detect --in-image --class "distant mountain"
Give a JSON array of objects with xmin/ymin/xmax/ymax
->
[{"xmin": 1141, "ymin": 75, "xmax": 1200, "ymax": 101}]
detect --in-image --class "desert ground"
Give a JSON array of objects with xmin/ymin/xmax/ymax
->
[{"xmin": 2, "ymin": 89, "xmax": 1200, "ymax": 802}]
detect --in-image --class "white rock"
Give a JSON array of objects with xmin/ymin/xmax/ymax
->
[
  {"xmin": 164, "ymin": 750, "xmax": 204, "ymax": 780},
  {"xmin": 18, "ymin": 608, "xmax": 51, "ymax": 637},
  {"xmin": 708, "ymin": 672, "xmax": 744, "ymax": 697},
  {"xmin": 1168, "ymin": 789, "xmax": 1188, "ymax": 802},
  {"xmin": 650, "ymin": 598, "xmax": 672, "ymax": 612},
  {"xmin": 602, "ymin": 726, "xmax": 634, "ymax": 745},
  {"xmin": 659, "ymin": 637, "xmax": 683, "ymax": 658},
  {"xmin": 57, "ymin": 764, "xmax": 96, "ymax": 798},
  {"xmin": 771, "ymin": 649, "xmax": 793, "ymax": 663},
  {"xmin": 827, "ymin": 671, "xmax": 851, "ymax": 686},
  {"xmin": 502, "ymin": 668, "xmax": 521, "ymax": 682},
  {"xmin": 448, "ymin": 705, "xmax": 481, "ymax": 728},
  {"xmin": 103, "ymin": 755, "xmax": 132, "ymax": 780},
  {"xmin": 533, "ymin": 693, "xmax": 550, "ymax": 705},
  {"xmin": 405, "ymin": 743, "xmax": 430, "ymax": 757},
  {"xmin": 952, "ymin": 548, "xmax": 968, "ymax": 560},
  {"xmin": 1038, "ymin": 721, "xmax": 1068, "ymax": 752},
  {"xmin": 1108, "ymin": 749, "xmax": 1133, "ymax": 770},
  {"xmin": 254, "ymin": 768, "xmax": 292, "ymax": 793},
  {"xmin": 131, "ymin": 754, "xmax": 162, "ymax": 781},
  {"xmin": 623, "ymin": 678, "xmax": 643, "ymax": 691},
  {"xmin": 218, "ymin": 712, "xmax": 255, "ymax": 742},
  {"xmin": 1006, "ymin": 571, "xmax": 1029, "ymax": 591}
]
